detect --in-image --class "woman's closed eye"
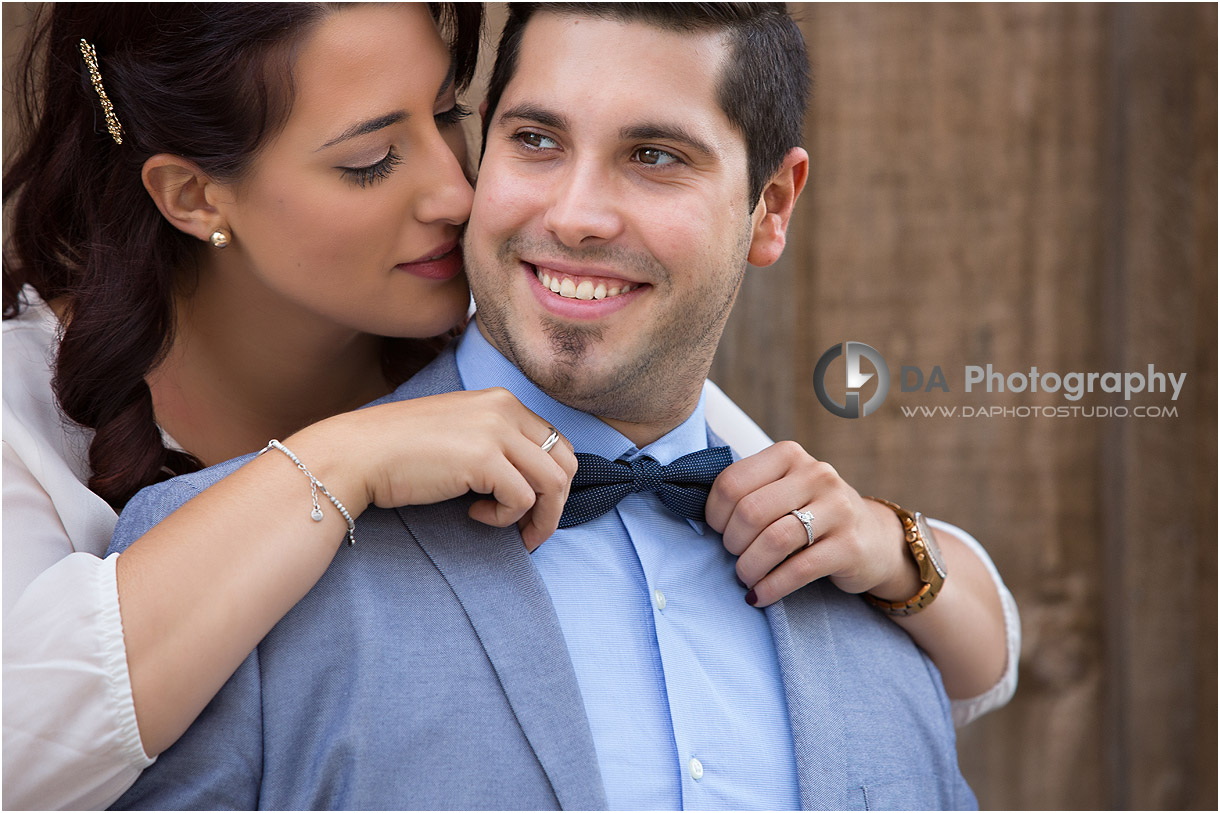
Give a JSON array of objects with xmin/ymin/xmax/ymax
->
[{"xmin": 340, "ymin": 147, "xmax": 403, "ymax": 188}]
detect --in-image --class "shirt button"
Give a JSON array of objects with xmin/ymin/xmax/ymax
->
[
  {"xmin": 653, "ymin": 589, "xmax": 667, "ymax": 611},
  {"xmin": 689, "ymin": 756, "xmax": 704, "ymax": 780}
]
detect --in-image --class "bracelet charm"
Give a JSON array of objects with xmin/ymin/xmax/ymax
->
[{"xmin": 259, "ymin": 439, "xmax": 356, "ymax": 546}]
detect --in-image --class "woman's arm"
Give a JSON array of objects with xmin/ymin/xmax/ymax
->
[
  {"xmin": 926, "ymin": 518, "xmax": 1021, "ymax": 726},
  {"xmin": 117, "ymin": 389, "xmax": 575, "ymax": 756},
  {"xmin": 858, "ymin": 501, "xmax": 1009, "ymax": 701},
  {"xmin": 3, "ymin": 389, "xmax": 575, "ymax": 810},
  {"xmin": 702, "ymin": 380, "xmax": 1017, "ymax": 716}
]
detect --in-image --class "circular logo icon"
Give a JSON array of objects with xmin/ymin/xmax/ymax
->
[{"xmin": 813, "ymin": 342, "xmax": 890, "ymax": 419}]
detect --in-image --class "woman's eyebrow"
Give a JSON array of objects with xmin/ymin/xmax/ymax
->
[
  {"xmin": 317, "ymin": 63, "xmax": 457, "ymax": 152},
  {"xmin": 318, "ymin": 112, "xmax": 407, "ymax": 151}
]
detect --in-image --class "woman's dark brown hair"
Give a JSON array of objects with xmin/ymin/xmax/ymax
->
[{"xmin": 3, "ymin": 3, "xmax": 483, "ymax": 510}]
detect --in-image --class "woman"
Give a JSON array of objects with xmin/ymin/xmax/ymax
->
[{"xmin": 3, "ymin": 4, "xmax": 1016, "ymax": 810}]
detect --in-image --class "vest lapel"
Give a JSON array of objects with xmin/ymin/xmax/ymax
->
[
  {"xmin": 710, "ymin": 424, "xmax": 854, "ymax": 808},
  {"xmin": 766, "ymin": 584, "xmax": 852, "ymax": 810},
  {"xmin": 387, "ymin": 344, "xmax": 607, "ymax": 810}
]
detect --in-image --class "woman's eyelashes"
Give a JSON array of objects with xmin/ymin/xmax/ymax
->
[
  {"xmin": 341, "ymin": 147, "xmax": 402, "ymax": 188},
  {"xmin": 338, "ymin": 104, "xmax": 469, "ymax": 188},
  {"xmin": 435, "ymin": 102, "xmax": 471, "ymax": 127}
]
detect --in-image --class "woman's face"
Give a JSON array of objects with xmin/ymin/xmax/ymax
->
[{"xmin": 211, "ymin": 4, "xmax": 473, "ymax": 339}]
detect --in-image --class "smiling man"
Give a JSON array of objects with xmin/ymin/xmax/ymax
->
[
  {"xmin": 466, "ymin": 16, "xmax": 789, "ymax": 442},
  {"xmin": 109, "ymin": 4, "xmax": 982, "ymax": 810},
  {"xmin": 454, "ymin": 6, "xmax": 974, "ymax": 809}
]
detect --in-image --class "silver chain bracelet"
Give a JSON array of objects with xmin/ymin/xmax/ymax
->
[{"xmin": 258, "ymin": 439, "xmax": 355, "ymax": 546}]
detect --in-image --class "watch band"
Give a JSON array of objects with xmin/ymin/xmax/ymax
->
[{"xmin": 862, "ymin": 496, "xmax": 946, "ymax": 617}]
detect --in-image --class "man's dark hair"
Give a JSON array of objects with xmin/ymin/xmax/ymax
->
[{"xmin": 482, "ymin": 2, "xmax": 810, "ymax": 206}]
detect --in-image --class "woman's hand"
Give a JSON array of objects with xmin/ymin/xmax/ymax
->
[
  {"xmin": 296, "ymin": 388, "xmax": 577, "ymax": 551},
  {"xmin": 704, "ymin": 441, "xmax": 914, "ymax": 607},
  {"xmin": 704, "ymin": 440, "xmax": 1007, "ymax": 699}
]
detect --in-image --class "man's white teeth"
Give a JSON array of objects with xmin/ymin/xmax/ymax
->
[{"xmin": 536, "ymin": 268, "xmax": 637, "ymax": 300}]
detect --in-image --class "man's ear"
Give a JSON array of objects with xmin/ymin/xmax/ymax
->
[
  {"xmin": 141, "ymin": 154, "xmax": 231, "ymax": 243},
  {"xmin": 479, "ymin": 98, "xmax": 490, "ymax": 128},
  {"xmin": 746, "ymin": 147, "xmax": 809, "ymax": 268}
]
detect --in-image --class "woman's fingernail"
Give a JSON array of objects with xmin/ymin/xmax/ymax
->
[
  {"xmin": 735, "ymin": 575, "xmax": 747, "ymax": 589},
  {"xmin": 745, "ymin": 589, "xmax": 758, "ymax": 606}
]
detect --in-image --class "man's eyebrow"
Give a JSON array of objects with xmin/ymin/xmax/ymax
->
[
  {"xmin": 621, "ymin": 123, "xmax": 716, "ymax": 158},
  {"xmin": 496, "ymin": 103, "xmax": 569, "ymax": 132},
  {"xmin": 318, "ymin": 112, "xmax": 407, "ymax": 151}
]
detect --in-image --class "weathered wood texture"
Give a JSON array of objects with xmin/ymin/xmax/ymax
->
[{"xmin": 713, "ymin": 4, "xmax": 1217, "ymax": 809}]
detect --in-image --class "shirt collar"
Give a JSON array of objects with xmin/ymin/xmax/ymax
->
[{"xmin": 455, "ymin": 322, "xmax": 711, "ymax": 465}]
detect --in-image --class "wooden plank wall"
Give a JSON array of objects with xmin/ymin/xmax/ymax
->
[{"xmin": 713, "ymin": 3, "xmax": 1217, "ymax": 809}]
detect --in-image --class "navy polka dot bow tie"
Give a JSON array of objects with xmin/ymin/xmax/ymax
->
[{"xmin": 558, "ymin": 446, "xmax": 734, "ymax": 529}]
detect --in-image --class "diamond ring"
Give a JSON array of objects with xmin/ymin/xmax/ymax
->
[{"xmin": 790, "ymin": 509, "xmax": 816, "ymax": 548}]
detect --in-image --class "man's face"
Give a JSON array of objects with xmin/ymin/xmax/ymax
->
[{"xmin": 465, "ymin": 13, "xmax": 767, "ymax": 435}]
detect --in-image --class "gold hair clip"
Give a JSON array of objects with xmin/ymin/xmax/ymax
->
[{"xmin": 79, "ymin": 38, "xmax": 123, "ymax": 145}]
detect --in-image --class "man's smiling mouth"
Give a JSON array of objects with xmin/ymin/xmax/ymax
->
[{"xmin": 533, "ymin": 266, "xmax": 642, "ymax": 300}]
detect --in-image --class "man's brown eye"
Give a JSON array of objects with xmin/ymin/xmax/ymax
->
[
  {"xmin": 517, "ymin": 132, "xmax": 556, "ymax": 150},
  {"xmin": 636, "ymin": 148, "xmax": 676, "ymax": 166}
]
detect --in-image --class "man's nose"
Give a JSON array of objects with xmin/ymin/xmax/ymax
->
[{"xmin": 542, "ymin": 159, "xmax": 624, "ymax": 247}]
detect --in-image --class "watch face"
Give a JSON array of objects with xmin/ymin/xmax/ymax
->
[{"xmin": 916, "ymin": 513, "xmax": 948, "ymax": 580}]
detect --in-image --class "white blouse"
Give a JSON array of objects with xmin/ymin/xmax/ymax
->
[
  {"xmin": 3, "ymin": 293, "xmax": 153, "ymax": 811},
  {"xmin": 2, "ymin": 291, "xmax": 1017, "ymax": 810}
]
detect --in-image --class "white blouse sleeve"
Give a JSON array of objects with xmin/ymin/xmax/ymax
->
[
  {"xmin": 701, "ymin": 379, "xmax": 1020, "ymax": 725},
  {"xmin": 3, "ymin": 300, "xmax": 154, "ymax": 810},
  {"xmin": 2, "ymin": 556, "xmax": 155, "ymax": 810},
  {"xmin": 2, "ymin": 442, "xmax": 154, "ymax": 811}
]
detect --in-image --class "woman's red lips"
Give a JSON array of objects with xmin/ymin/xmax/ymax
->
[{"xmin": 396, "ymin": 243, "xmax": 462, "ymax": 280}]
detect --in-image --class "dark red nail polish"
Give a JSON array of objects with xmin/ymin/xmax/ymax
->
[
  {"xmin": 735, "ymin": 575, "xmax": 746, "ymax": 589},
  {"xmin": 745, "ymin": 589, "xmax": 758, "ymax": 606}
]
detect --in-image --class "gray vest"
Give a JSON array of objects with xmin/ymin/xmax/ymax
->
[{"xmin": 109, "ymin": 345, "xmax": 975, "ymax": 810}]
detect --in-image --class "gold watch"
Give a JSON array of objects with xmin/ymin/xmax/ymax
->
[{"xmin": 862, "ymin": 497, "xmax": 947, "ymax": 617}]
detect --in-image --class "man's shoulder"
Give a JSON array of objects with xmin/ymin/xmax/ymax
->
[
  {"xmin": 368, "ymin": 340, "xmax": 464, "ymax": 408},
  {"xmin": 109, "ymin": 454, "xmax": 253, "ymax": 555}
]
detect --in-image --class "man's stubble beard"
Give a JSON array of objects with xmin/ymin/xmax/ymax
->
[{"xmin": 468, "ymin": 228, "xmax": 750, "ymax": 427}]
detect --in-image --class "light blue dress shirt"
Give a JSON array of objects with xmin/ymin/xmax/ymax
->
[{"xmin": 457, "ymin": 326, "xmax": 801, "ymax": 811}]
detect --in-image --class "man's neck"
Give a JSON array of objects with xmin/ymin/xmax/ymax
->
[{"xmin": 594, "ymin": 399, "xmax": 702, "ymax": 450}]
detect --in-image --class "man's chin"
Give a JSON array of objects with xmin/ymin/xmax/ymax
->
[{"xmin": 516, "ymin": 351, "xmax": 626, "ymax": 411}]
